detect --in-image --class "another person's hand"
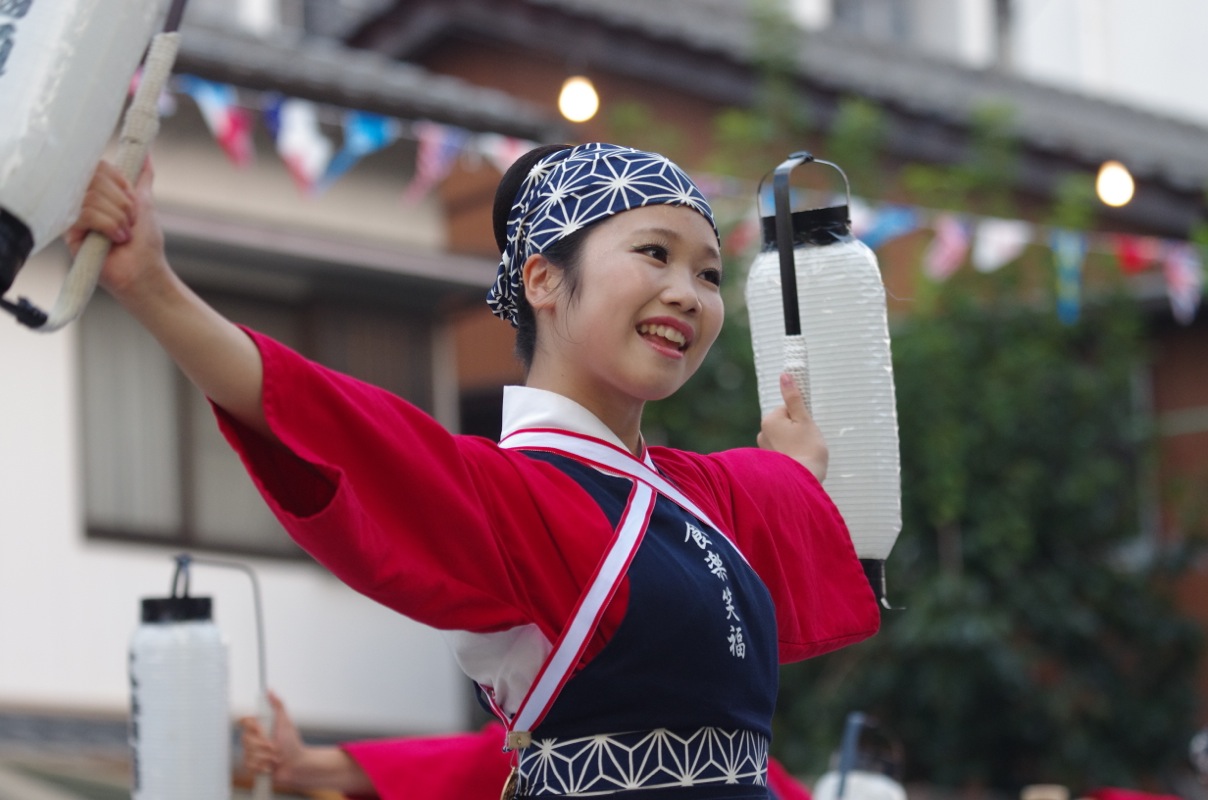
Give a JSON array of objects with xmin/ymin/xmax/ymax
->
[
  {"xmin": 238, "ymin": 691, "xmax": 374, "ymax": 795},
  {"xmin": 238, "ymin": 691, "xmax": 309, "ymax": 785},
  {"xmin": 757, "ymin": 372, "xmax": 828, "ymax": 482}
]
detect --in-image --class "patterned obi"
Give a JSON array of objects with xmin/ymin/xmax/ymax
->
[{"xmin": 517, "ymin": 727, "xmax": 769, "ymax": 797}]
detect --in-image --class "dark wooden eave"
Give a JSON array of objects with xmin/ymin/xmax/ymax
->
[
  {"xmin": 175, "ymin": 21, "xmax": 562, "ymax": 141},
  {"xmin": 348, "ymin": 0, "xmax": 1208, "ymax": 238}
]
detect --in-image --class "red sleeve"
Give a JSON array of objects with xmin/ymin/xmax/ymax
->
[
  {"xmin": 341, "ymin": 723, "xmax": 511, "ymax": 800},
  {"xmin": 213, "ymin": 329, "xmax": 621, "ymax": 643},
  {"xmin": 768, "ymin": 757, "xmax": 812, "ymax": 800},
  {"xmin": 649, "ymin": 446, "xmax": 879, "ymax": 662}
]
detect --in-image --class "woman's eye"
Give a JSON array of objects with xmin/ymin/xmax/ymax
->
[
  {"xmin": 636, "ymin": 244, "xmax": 669, "ymax": 262},
  {"xmin": 700, "ymin": 268, "xmax": 723, "ymax": 286}
]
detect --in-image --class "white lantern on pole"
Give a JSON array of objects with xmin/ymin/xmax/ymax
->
[
  {"xmin": 745, "ymin": 152, "xmax": 901, "ymax": 602},
  {"xmin": 0, "ymin": 0, "xmax": 184, "ymax": 331},
  {"xmin": 130, "ymin": 561, "xmax": 231, "ymax": 800},
  {"xmin": 129, "ymin": 554, "xmax": 275, "ymax": 800}
]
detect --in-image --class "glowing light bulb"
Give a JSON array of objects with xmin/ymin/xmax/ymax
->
[
  {"xmin": 1096, "ymin": 160, "xmax": 1135, "ymax": 207},
  {"xmin": 558, "ymin": 76, "xmax": 599, "ymax": 123}
]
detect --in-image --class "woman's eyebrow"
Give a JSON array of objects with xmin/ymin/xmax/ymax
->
[
  {"xmin": 632, "ymin": 226, "xmax": 722, "ymax": 261},
  {"xmin": 630, "ymin": 226, "xmax": 681, "ymax": 241}
]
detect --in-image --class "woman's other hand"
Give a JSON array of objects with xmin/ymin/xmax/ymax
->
[{"xmin": 757, "ymin": 372, "xmax": 828, "ymax": 482}]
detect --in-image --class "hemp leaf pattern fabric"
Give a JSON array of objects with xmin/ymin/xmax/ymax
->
[{"xmin": 488, "ymin": 143, "xmax": 717, "ymax": 325}]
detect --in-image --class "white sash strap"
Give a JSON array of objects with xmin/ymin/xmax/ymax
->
[
  {"xmin": 491, "ymin": 472, "xmax": 656, "ymax": 748},
  {"xmin": 501, "ymin": 429, "xmax": 747, "ymax": 565},
  {"xmin": 493, "ymin": 428, "xmax": 748, "ymax": 749}
]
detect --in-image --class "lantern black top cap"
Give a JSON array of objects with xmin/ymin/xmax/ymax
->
[
  {"xmin": 757, "ymin": 152, "xmax": 852, "ymax": 218},
  {"xmin": 141, "ymin": 595, "xmax": 212, "ymax": 623}
]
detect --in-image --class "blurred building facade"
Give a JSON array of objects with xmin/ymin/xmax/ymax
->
[{"xmin": 0, "ymin": 0, "xmax": 1204, "ymax": 773}]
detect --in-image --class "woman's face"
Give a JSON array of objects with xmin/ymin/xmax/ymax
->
[{"xmin": 528, "ymin": 204, "xmax": 724, "ymax": 416}]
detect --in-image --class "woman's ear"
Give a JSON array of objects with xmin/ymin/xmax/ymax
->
[{"xmin": 522, "ymin": 254, "xmax": 561, "ymax": 313}]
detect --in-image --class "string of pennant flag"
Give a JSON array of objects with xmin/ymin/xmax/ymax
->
[
  {"xmin": 850, "ymin": 200, "xmax": 1203, "ymax": 325},
  {"xmin": 726, "ymin": 197, "xmax": 1203, "ymax": 326},
  {"xmin": 161, "ymin": 73, "xmax": 1204, "ymax": 327},
  {"xmin": 163, "ymin": 74, "xmax": 537, "ymax": 201}
]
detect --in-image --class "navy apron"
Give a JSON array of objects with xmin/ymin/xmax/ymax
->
[{"xmin": 495, "ymin": 430, "xmax": 780, "ymax": 799}]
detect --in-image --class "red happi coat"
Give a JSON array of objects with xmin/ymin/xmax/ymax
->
[{"xmin": 215, "ymin": 330, "xmax": 879, "ymax": 672}]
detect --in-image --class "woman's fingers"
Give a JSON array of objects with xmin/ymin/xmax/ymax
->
[
  {"xmin": 238, "ymin": 716, "xmax": 280, "ymax": 773},
  {"xmin": 68, "ymin": 162, "xmax": 137, "ymax": 246},
  {"xmin": 757, "ymin": 372, "xmax": 828, "ymax": 481},
  {"xmin": 778, "ymin": 372, "xmax": 810, "ymax": 422}
]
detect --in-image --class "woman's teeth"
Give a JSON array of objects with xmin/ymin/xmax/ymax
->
[{"xmin": 638, "ymin": 323, "xmax": 686, "ymax": 349}]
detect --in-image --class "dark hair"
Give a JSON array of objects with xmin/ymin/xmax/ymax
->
[
  {"xmin": 492, "ymin": 143, "xmax": 591, "ymax": 370},
  {"xmin": 492, "ymin": 144, "xmax": 569, "ymax": 253}
]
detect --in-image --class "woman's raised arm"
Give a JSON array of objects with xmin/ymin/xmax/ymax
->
[{"xmin": 67, "ymin": 160, "xmax": 273, "ymax": 439}]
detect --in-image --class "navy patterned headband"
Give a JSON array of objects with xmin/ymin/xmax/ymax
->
[{"xmin": 486, "ymin": 143, "xmax": 718, "ymax": 326}]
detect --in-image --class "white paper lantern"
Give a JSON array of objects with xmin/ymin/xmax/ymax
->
[
  {"xmin": 130, "ymin": 590, "xmax": 231, "ymax": 799},
  {"xmin": 0, "ymin": 0, "xmax": 165, "ymax": 294},
  {"xmin": 745, "ymin": 153, "xmax": 901, "ymax": 599}
]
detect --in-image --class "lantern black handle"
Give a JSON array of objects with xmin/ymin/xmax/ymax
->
[
  {"xmin": 176, "ymin": 552, "xmax": 275, "ymax": 800},
  {"xmin": 757, "ymin": 152, "xmax": 853, "ymax": 336}
]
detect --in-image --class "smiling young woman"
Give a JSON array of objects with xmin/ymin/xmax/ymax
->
[
  {"xmin": 522, "ymin": 204, "xmax": 724, "ymax": 450},
  {"xmin": 73, "ymin": 142, "xmax": 880, "ymax": 799}
]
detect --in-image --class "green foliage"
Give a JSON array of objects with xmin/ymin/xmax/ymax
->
[
  {"xmin": 707, "ymin": 107, "xmax": 786, "ymax": 178},
  {"xmin": 901, "ymin": 163, "xmax": 971, "ymax": 209},
  {"xmin": 706, "ymin": 0, "xmax": 810, "ymax": 179},
  {"xmin": 1050, "ymin": 172, "xmax": 1098, "ymax": 231},
  {"xmin": 899, "ymin": 103, "xmax": 1019, "ymax": 217},
  {"xmin": 825, "ymin": 98, "xmax": 887, "ymax": 192},
  {"xmin": 749, "ymin": 0, "xmax": 810, "ymax": 139},
  {"xmin": 650, "ymin": 18, "xmax": 1202, "ymax": 793},
  {"xmin": 773, "ymin": 291, "xmax": 1203, "ymax": 792},
  {"xmin": 1189, "ymin": 219, "xmax": 1208, "ymax": 253},
  {"xmin": 960, "ymin": 104, "xmax": 1019, "ymax": 216},
  {"xmin": 604, "ymin": 101, "xmax": 686, "ymax": 163}
]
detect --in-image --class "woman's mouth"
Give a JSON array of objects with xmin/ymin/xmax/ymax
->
[{"xmin": 637, "ymin": 322, "xmax": 689, "ymax": 352}]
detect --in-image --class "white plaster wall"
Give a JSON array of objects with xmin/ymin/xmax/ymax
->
[
  {"xmin": 1012, "ymin": 0, "xmax": 1208, "ymax": 127},
  {"xmin": 0, "ymin": 257, "xmax": 467, "ymax": 735},
  {"xmin": 0, "ymin": 104, "xmax": 473, "ymax": 735},
  {"xmin": 820, "ymin": 0, "xmax": 1208, "ymax": 128}
]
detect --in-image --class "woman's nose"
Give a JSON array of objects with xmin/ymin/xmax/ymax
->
[{"xmin": 661, "ymin": 265, "xmax": 701, "ymax": 312}]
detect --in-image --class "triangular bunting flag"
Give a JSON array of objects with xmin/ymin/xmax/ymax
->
[
  {"xmin": 1163, "ymin": 241, "xmax": 1204, "ymax": 324},
  {"xmin": 922, "ymin": 213, "xmax": 971, "ymax": 281},
  {"xmin": 475, "ymin": 133, "xmax": 537, "ymax": 174},
  {"xmin": 402, "ymin": 121, "xmax": 472, "ymax": 205},
  {"xmin": 1051, "ymin": 229, "xmax": 1087, "ymax": 325},
  {"xmin": 262, "ymin": 95, "xmax": 332, "ymax": 194},
  {"xmin": 316, "ymin": 111, "xmax": 402, "ymax": 194},
  {"xmin": 848, "ymin": 196, "xmax": 875, "ymax": 239},
  {"xmin": 859, "ymin": 205, "xmax": 919, "ymax": 250},
  {"xmin": 177, "ymin": 76, "xmax": 254, "ymax": 168},
  {"xmin": 972, "ymin": 217, "xmax": 1033, "ymax": 273},
  {"xmin": 1112, "ymin": 234, "xmax": 1160, "ymax": 274}
]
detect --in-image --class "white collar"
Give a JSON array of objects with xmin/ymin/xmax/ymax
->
[{"xmin": 501, "ymin": 385, "xmax": 632, "ymax": 453}]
